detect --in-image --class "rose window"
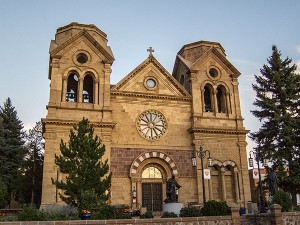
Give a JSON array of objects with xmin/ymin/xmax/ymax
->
[{"xmin": 136, "ymin": 110, "xmax": 167, "ymax": 140}]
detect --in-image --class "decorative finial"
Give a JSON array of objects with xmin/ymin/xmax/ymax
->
[{"xmin": 147, "ymin": 47, "xmax": 154, "ymax": 56}]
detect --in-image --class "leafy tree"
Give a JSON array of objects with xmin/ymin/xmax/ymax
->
[
  {"xmin": 16, "ymin": 121, "xmax": 44, "ymax": 207},
  {"xmin": 0, "ymin": 98, "xmax": 25, "ymax": 207},
  {"xmin": 0, "ymin": 178, "xmax": 8, "ymax": 208},
  {"xmin": 250, "ymin": 46, "xmax": 300, "ymax": 203},
  {"xmin": 52, "ymin": 118, "xmax": 111, "ymax": 210}
]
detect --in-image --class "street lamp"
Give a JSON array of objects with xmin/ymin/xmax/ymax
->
[
  {"xmin": 248, "ymin": 149, "xmax": 267, "ymax": 213},
  {"xmin": 191, "ymin": 146, "xmax": 213, "ymax": 204}
]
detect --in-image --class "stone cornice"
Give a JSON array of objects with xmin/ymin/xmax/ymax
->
[
  {"xmin": 42, "ymin": 119, "xmax": 116, "ymax": 129},
  {"xmin": 110, "ymin": 91, "xmax": 192, "ymax": 102},
  {"xmin": 189, "ymin": 127, "xmax": 249, "ymax": 135}
]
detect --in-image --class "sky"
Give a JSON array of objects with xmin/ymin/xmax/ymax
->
[{"xmin": 0, "ymin": 0, "xmax": 300, "ymax": 153}]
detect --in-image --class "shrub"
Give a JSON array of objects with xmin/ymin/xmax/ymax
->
[
  {"xmin": 43, "ymin": 204, "xmax": 78, "ymax": 220},
  {"xmin": 179, "ymin": 207, "xmax": 202, "ymax": 217},
  {"xmin": 115, "ymin": 212, "xmax": 132, "ymax": 219},
  {"xmin": 271, "ymin": 190, "xmax": 293, "ymax": 212},
  {"xmin": 140, "ymin": 211, "xmax": 153, "ymax": 218},
  {"xmin": 92, "ymin": 204, "xmax": 116, "ymax": 220},
  {"xmin": 18, "ymin": 205, "xmax": 45, "ymax": 221},
  {"xmin": 161, "ymin": 211, "xmax": 178, "ymax": 218},
  {"xmin": 201, "ymin": 200, "xmax": 230, "ymax": 216},
  {"xmin": 79, "ymin": 190, "xmax": 104, "ymax": 212}
]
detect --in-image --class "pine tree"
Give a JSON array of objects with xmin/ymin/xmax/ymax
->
[
  {"xmin": 0, "ymin": 98, "xmax": 25, "ymax": 207},
  {"xmin": 250, "ymin": 46, "xmax": 300, "ymax": 200},
  {"xmin": 16, "ymin": 121, "xmax": 44, "ymax": 207},
  {"xmin": 52, "ymin": 118, "xmax": 111, "ymax": 209}
]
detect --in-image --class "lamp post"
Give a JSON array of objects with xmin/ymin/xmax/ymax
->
[
  {"xmin": 248, "ymin": 149, "xmax": 267, "ymax": 213},
  {"xmin": 191, "ymin": 146, "xmax": 213, "ymax": 204}
]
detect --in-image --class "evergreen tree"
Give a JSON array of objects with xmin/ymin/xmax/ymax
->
[
  {"xmin": 0, "ymin": 98, "xmax": 25, "ymax": 207},
  {"xmin": 250, "ymin": 46, "xmax": 300, "ymax": 200},
  {"xmin": 16, "ymin": 121, "xmax": 44, "ymax": 207},
  {"xmin": 52, "ymin": 118, "xmax": 111, "ymax": 209}
]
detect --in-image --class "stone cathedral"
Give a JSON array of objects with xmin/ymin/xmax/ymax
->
[{"xmin": 41, "ymin": 22, "xmax": 251, "ymax": 211}]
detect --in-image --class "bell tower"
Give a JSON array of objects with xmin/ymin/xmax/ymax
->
[
  {"xmin": 41, "ymin": 22, "xmax": 115, "ymax": 207},
  {"xmin": 172, "ymin": 41, "xmax": 251, "ymax": 206}
]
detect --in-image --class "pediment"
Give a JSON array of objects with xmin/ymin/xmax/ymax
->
[
  {"xmin": 50, "ymin": 30, "xmax": 114, "ymax": 63},
  {"xmin": 190, "ymin": 47, "xmax": 240, "ymax": 77},
  {"xmin": 111, "ymin": 55, "xmax": 190, "ymax": 98}
]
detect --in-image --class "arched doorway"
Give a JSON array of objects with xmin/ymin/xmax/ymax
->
[
  {"xmin": 130, "ymin": 151, "xmax": 179, "ymax": 212},
  {"xmin": 141, "ymin": 165, "xmax": 163, "ymax": 211}
]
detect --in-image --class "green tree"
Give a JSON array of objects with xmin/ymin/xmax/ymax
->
[
  {"xmin": 0, "ymin": 178, "xmax": 8, "ymax": 208},
  {"xmin": 52, "ymin": 118, "xmax": 111, "ymax": 210},
  {"xmin": 0, "ymin": 98, "xmax": 25, "ymax": 207},
  {"xmin": 16, "ymin": 121, "xmax": 44, "ymax": 207},
  {"xmin": 250, "ymin": 46, "xmax": 300, "ymax": 203}
]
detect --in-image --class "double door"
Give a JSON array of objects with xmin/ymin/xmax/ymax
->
[{"xmin": 142, "ymin": 183, "xmax": 162, "ymax": 211}]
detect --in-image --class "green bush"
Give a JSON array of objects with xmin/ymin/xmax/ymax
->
[
  {"xmin": 18, "ymin": 205, "xmax": 45, "ymax": 221},
  {"xmin": 140, "ymin": 211, "xmax": 153, "ymax": 218},
  {"xmin": 43, "ymin": 204, "xmax": 78, "ymax": 220},
  {"xmin": 115, "ymin": 212, "xmax": 132, "ymax": 219},
  {"xmin": 179, "ymin": 207, "xmax": 202, "ymax": 217},
  {"xmin": 79, "ymin": 190, "xmax": 104, "ymax": 212},
  {"xmin": 201, "ymin": 200, "xmax": 230, "ymax": 216},
  {"xmin": 271, "ymin": 190, "xmax": 293, "ymax": 212},
  {"xmin": 92, "ymin": 204, "xmax": 116, "ymax": 220},
  {"xmin": 161, "ymin": 211, "xmax": 178, "ymax": 218}
]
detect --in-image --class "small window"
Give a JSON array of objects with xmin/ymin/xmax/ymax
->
[
  {"xmin": 142, "ymin": 167, "xmax": 162, "ymax": 178},
  {"xmin": 66, "ymin": 73, "xmax": 79, "ymax": 102},
  {"xmin": 146, "ymin": 78, "xmax": 156, "ymax": 88},
  {"xmin": 77, "ymin": 53, "xmax": 88, "ymax": 64},
  {"xmin": 209, "ymin": 68, "xmax": 218, "ymax": 78}
]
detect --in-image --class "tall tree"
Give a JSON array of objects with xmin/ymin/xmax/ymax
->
[
  {"xmin": 52, "ymin": 118, "xmax": 111, "ymax": 209},
  {"xmin": 16, "ymin": 121, "xmax": 44, "ymax": 207},
  {"xmin": 0, "ymin": 98, "xmax": 25, "ymax": 207},
  {"xmin": 250, "ymin": 46, "xmax": 300, "ymax": 202}
]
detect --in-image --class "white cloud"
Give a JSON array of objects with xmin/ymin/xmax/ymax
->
[
  {"xmin": 296, "ymin": 59, "xmax": 300, "ymax": 74},
  {"xmin": 296, "ymin": 45, "xmax": 300, "ymax": 55}
]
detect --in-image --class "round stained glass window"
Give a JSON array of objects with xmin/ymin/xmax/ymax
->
[
  {"xmin": 77, "ymin": 53, "xmax": 88, "ymax": 64},
  {"xmin": 209, "ymin": 68, "xmax": 218, "ymax": 78},
  {"xmin": 136, "ymin": 110, "xmax": 167, "ymax": 140}
]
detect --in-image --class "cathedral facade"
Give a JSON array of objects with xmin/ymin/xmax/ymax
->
[{"xmin": 41, "ymin": 22, "xmax": 251, "ymax": 211}]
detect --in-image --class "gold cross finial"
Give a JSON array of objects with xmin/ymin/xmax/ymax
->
[{"xmin": 147, "ymin": 47, "xmax": 154, "ymax": 56}]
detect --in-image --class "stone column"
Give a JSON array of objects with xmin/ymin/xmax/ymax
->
[
  {"xmin": 78, "ymin": 77, "xmax": 83, "ymax": 103},
  {"xmin": 234, "ymin": 169, "xmax": 240, "ymax": 203},
  {"xmin": 231, "ymin": 77, "xmax": 242, "ymax": 118},
  {"xmin": 94, "ymin": 79, "xmax": 99, "ymax": 105},
  {"xmin": 213, "ymin": 88, "xmax": 218, "ymax": 114},
  {"xmin": 62, "ymin": 77, "xmax": 67, "ymax": 102},
  {"xmin": 221, "ymin": 167, "xmax": 226, "ymax": 201},
  {"xmin": 208, "ymin": 179, "xmax": 213, "ymax": 200},
  {"xmin": 226, "ymin": 93, "xmax": 231, "ymax": 115}
]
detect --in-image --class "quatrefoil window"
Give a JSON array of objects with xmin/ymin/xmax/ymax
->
[{"xmin": 136, "ymin": 110, "xmax": 167, "ymax": 140}]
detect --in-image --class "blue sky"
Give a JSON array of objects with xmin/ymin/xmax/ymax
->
[{"xmin": 0, "ymin": 1, "xmax": 300, "ymax": 152}]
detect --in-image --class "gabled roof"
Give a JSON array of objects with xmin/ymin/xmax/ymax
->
[
  {"xmin": 111, "ymin": 54, "xmax": 191, "ymax": 98},
  {"xmin": 173, "ymin": 44, "xmax": 240, "ymax": 77},
  {"xmin": 50, "ymin": 29, "xmax": 114, "ymax": 62}
]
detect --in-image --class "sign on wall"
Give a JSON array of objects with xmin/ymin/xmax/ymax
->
[{"xmin": 204, "ymin": 169, "xmax": 211, "ymax": 179}]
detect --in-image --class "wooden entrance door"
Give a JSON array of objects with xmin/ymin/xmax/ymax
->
[{"xmin": 142, "ymin": 183, "xmax": 162, "ymax": 211}]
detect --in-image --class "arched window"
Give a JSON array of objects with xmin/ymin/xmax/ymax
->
[
  {"xmin": 66, "ymin": 73, "xmax": 78, "ymax": 102},
  {"xmin": 217, "ymin": 85, "xmax": 226, "ymax": 113},
  {"xmin": 204, "ymin": 85, "xmax": 213, "ymax": 112},
  {"xmin": 83, "ymin": 75, "xmax": 94, "ymax": 103},
  {"xmin": 142, "ymin": 166, "xmax": 162, "ymax": 179}
]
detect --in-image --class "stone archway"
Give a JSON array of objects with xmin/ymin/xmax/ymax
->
[{"xmin": 129, "ymin": 151, "xmax": 179, "ymax": 211}]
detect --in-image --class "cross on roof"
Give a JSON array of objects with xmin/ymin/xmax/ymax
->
[{"xmin": 147, "ymin": 47, "xmax": 154, "ymax": 56}]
